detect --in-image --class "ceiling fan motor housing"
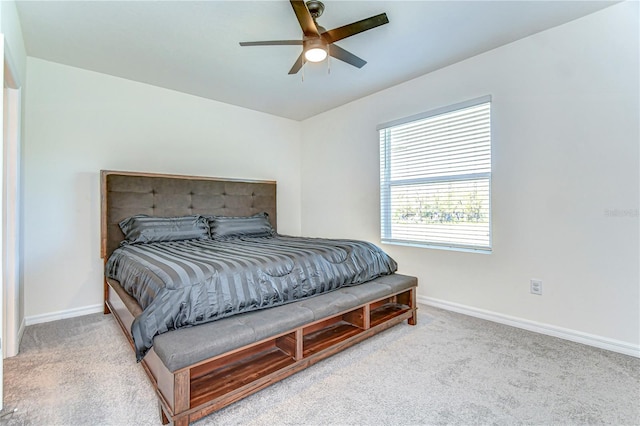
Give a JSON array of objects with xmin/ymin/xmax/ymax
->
[
  {"xmin": 306, "ymin": 1, "xmax": 325, "ymax": 19},
  {"xmin": 304, "ymin": 38, "xmax": 326, "ymax": 50}
]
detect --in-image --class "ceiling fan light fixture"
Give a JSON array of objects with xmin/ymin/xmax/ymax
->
[
  {"xmin": 304, "ymin": 38, "xmax": 327, "ymax": 62},
  {"xmin": 304, "ymin": 46, "xmax": 327, "ymax": 62}
]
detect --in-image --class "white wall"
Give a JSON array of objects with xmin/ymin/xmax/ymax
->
[
  {"xmin": 23, "ymin": 58, "xmax": 302, "ymax": 318},
  {"xmin": 300, "ymin": 2, "xmax": 639, "ymax": 348}
]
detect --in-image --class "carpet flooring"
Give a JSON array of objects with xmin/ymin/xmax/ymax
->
[{"xmin": 2, "ymin": 305, "xmax": 639, "ymax": 425}]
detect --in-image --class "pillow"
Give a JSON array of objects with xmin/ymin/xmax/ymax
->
[
  {"xmin": 119, "ymin": 215, "xmax": 209, "ymax": 245},
  {"xmin": 208, "ymin": 212, "xmax": 275, "ymax": 240}
]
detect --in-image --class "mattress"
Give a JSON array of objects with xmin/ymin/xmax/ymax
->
[{"xmin": 105, "ymin": 235, "xmax": 397, "ymax": 360}]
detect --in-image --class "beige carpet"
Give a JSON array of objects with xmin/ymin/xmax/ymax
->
[{"xmin": 2, "ymin": 306, "xmax": 639, "ymax": 425}]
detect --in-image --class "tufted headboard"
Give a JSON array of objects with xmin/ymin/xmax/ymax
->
[{"xmin": 100, "ymin": 170, "xmax": 277, "ymax": 260}]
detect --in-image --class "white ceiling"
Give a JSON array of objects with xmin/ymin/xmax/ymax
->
[{"xmin": 16, "ymin": 1, "xmax": 616, "ymax": 121}]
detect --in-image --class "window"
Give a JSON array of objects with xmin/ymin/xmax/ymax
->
[{"xmin": 378, "ymin": 96, "xmax": 492, "ymax": 252}]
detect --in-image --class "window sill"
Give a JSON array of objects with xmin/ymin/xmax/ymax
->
[{"xmin": 381, "ymin": 239, "xmax": 492, "ymax": 254}]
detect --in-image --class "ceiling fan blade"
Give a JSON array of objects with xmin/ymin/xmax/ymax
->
[
  {"xmin": 290, "ymin": 0, "xmax": 320, "ymax": 37},
  {"xmin": 322, "ymin": 13, "xmax": 389, "ymax": 44},
  {"xmin": 329, "ymin": 44, "xmax": 367, "ymax": 68},
  {"xmin": 240, "ymin": 40, "xmax": 303, "ymax": 47},
  {"xmin": 288, "ymin": 52, "xmax": 305, "ymax": 74}
]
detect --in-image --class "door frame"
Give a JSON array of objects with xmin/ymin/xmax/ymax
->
[{"xmin": 2, "ymin": 36, "xmax": 22, "ymax": 360}]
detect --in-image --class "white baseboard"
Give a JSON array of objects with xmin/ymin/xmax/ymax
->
[
  {"xmin": 24, "ymin": 304, "xmax": 104, "ymax": 326},
  {"xmin": 419, "ymin": 296, "xmax": 640, "ymax": 358}
]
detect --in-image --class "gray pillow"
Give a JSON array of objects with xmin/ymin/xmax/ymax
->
[
  {"xmin": 119, "ymin": 215, "xmax": 209, "ymax": 245},
  {"xmin": 208, "ymin": 212, "xmax": 275, "ymax": 240}
]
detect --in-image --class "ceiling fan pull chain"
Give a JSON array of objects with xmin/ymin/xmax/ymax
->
[{"xmin": 327, "ymin": 45, "xmax": 331, "ymax": 75}]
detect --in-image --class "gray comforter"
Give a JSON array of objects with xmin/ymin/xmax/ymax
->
[{"xmin": 105, "ymin": 235, "xmax": 397, "ymax": 360}]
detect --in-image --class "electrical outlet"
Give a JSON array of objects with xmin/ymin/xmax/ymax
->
[{"xmin": 530, "ymin": 279, "xmax": 543, "ymax": 295}]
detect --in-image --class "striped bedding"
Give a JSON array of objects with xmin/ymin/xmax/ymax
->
[{"xmin": 105, "ymin": 235, "xmax": 397, "ymax": 360}]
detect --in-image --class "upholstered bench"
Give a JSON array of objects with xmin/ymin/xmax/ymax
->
[{"xmin": 153, "ymin": 273, "xmax": 417, "ymax": 372}]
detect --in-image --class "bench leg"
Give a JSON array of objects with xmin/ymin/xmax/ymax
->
[
  {"xmin": 408, "ymin": 309, "xmax": 418, "ymax": 326},
  {"xmin": 173, "ymin": 416, "xmax": 189, "ymax": 426},
  {"xmin": 159, "ymin": 402, "xmax": 169, "ymax": 425},
  {"xmin": 409, "ymin": 286, "xmax": 418, "ymax": 325}
]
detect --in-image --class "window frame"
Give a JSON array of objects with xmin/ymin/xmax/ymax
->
[{"xmin": 377, "ymin": 95, "xmax": 493, "ymax": 253}]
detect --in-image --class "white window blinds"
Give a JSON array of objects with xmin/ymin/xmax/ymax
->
[{"xmin": 378, "ymin": 96, "xmax": 492, "ymax": 252}]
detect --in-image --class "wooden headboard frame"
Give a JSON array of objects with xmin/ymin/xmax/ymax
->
[{"xmin": 100, "ymin": 170, "xmax": 277, "ymax": 306}]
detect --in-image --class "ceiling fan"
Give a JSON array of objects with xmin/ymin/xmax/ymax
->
[{"xmin": 239, "ymin": 0, "xmax": 389, "ymax": 75}]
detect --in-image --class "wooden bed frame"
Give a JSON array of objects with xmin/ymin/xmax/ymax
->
[{"xmin": 100, "ymin": 170, "xmax": 418, "ymax": 425}]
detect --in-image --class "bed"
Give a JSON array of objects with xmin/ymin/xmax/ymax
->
[{"xmin": 100, "ymin": 170, "xmax": 418, "ymax": 425}]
